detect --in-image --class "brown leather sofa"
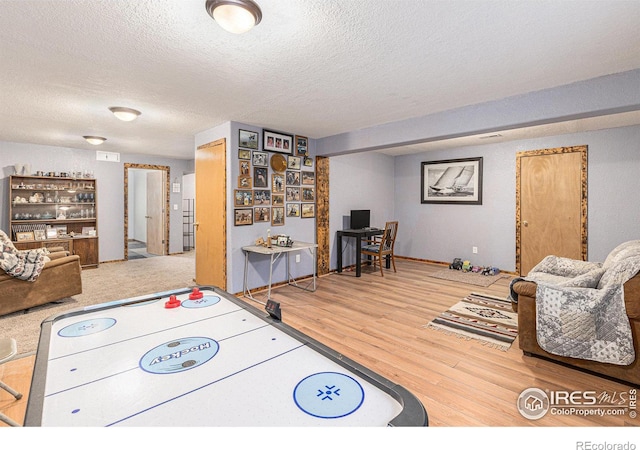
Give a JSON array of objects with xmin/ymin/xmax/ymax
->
[
  {"xmin": 0, "ymin": 250, "xmax": 82, "ymax": 316},
  {"xmin": 511, "ymin": 275, "xmax": 640, "ymax": 386}
]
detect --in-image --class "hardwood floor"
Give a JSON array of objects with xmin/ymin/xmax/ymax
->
[{"xmin": 1, "ymin": 259, "xmax": 638, "ymax": 428}]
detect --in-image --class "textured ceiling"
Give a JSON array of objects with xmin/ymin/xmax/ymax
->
[{"xmin": 1, "ymin": 0, "xmax": 640, "ymax": 159}]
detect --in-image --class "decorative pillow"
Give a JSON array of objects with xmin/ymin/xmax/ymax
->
[
  {"xmin": 528, "ymin": 255, "xmax": 601, "ymax": 278},
  {"xmin": 602, "ymin": 240, "xmax": 640, "ymax": 270}
]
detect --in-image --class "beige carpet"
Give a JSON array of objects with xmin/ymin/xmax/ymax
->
[
  {"xmin": 427, "ymin": 268, "xmax": 509, "ymax": 287},
  {"xmin": 1, "ymin": 251, "xmax": 196, "ymax": 357}
]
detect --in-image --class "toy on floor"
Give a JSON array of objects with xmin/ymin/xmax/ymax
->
[
  {"xmin": 482, "ymin": 266, "xmax": 500, "ymax": 276},
  {"xmin": 461, "ymin": 260, "xmax": 472, "ymax": 272},
  {"xmin": 449, "ymin": 258, "xmax": 463, "ymax": 270}
]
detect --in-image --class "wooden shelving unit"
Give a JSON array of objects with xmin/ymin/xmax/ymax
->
[{"xmin": 9, "ymin": 175, "xmax": 99, "ymax": 268}]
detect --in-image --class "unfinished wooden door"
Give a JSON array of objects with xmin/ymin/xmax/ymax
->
[
  {"xmin": 195, "ymin": 138, "xmax": 226, "ymax": 289},
  {"xmin": 146, "ymin": 170, "xmax": 165, "ymax": 255},
  {"xmin": 516, "ymin": 146, "xmax": 587, "ymax": 275}
]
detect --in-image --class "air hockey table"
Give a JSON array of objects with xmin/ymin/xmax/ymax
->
[{"xmin": 25, "ymin": 286, "xmax": 428, "ymax": 427}]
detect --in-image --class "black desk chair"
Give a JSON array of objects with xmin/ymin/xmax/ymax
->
[{"xmin": 361, "ymin": 221, "xmax": 398, "ymax": 277}]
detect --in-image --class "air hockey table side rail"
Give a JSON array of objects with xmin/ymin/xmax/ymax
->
[{"xmin": 25, "ymin": 285, "xmax": 428, "ymax": 427}]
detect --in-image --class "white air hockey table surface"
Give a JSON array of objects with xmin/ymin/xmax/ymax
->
[{"xmin": 25, "ymin": 286, "xmax": 427, "ymax": 427}]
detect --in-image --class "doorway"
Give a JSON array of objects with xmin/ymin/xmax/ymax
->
[
  {"xmin": 124, "ymin": 163, "xmax": 170, "ymax": 261},
  {"xmin": 515, "ymin": 146, "xmax": 588, "ymax": 275}
]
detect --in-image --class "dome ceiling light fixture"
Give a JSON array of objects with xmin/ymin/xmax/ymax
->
[
  {"xmin": 205, "ymin": 0, "xmax": 262, "ymax": 34},
  {"xmin": 83, "ymin": 136, "xmax": 106, "ymax": 145},
  {"xmin": 109, "ymin": 106, "xmax": 141, "ymax": 122}
]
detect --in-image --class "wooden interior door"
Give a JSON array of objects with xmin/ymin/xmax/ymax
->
[
  {"xmin": 516, "ymin": 146, "xmax": 587, "ymax": 275},
  {"xmin": 146, "ymin": 170, "xmax": 165, "ymax": 255},
  {"xmin": 195, "ymin": 139, "xmax": 226, "ymax": 289}
]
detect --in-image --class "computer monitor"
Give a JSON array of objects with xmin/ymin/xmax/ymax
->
[{"xmin": 350, "ymin": 210, "xmax": 370, "ymax": 230}]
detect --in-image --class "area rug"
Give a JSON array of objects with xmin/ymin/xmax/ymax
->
[
  {"xmin": 427, "ymin": 268, "xmax": 509, "ymax": 287},
  {"xmin": 424, "ymin": 292, "xmax": 518, "ymax": 351}
]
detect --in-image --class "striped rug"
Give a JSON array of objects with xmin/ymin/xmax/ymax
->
[{"xmin": 425, "ymin": 292, "xmax": 518, "ymax": 351}]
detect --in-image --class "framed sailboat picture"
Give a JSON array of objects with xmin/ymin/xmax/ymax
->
[{"xmin": 421, "ymin": 157, "xmax": 483, "ymax": 205}]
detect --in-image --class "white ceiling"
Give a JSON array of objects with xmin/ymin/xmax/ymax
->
[{"xmin": 1, "ymin": 0, "xmax": 640, "ymax": 160}]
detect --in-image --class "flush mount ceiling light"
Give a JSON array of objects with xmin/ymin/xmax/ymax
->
[
  {"xmin": 83, "ymin": 136, "xmax": 106, "ymax": 145},
  {"xmin": 109, "ymin": 106, "xmax": 141, "ymax": 122},
  {"xmin": 205, "ymin": 0, "xmax": 262, "ymax": 34}
]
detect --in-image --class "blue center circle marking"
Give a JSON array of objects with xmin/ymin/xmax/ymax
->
[
  {"xmin": 58, "ymin": 318, "xmax": 116, "ymax": 337},
  {"xmin": 139, "ymin": 337, "xmax": 219, "ymax": 374},
  {"xmin": 181, "ymin": 294, "xmax": 221, "ymax": 309},
  {"xmin": 293, "ymin": 372, "xmax": 365, "ymax": 419}
]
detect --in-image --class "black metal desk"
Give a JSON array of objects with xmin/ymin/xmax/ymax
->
[{"xmin": 336, "ymin": 228, "xmax": 385, "ymax": 277}]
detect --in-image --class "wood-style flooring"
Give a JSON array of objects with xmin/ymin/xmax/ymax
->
[{"xmin": 1, "ymin": 259, "xmax": 638, "ymax": 427}]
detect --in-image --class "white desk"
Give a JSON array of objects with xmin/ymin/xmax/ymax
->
[{"xmin": 242, "ymin": 241, "xmax": 318, "ymax": 304}]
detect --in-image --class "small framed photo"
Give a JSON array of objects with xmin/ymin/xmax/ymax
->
[
  {"xmin": 301, "ymin": 204, "xmax": 315, "ymax": 218},
  {"xmin": 253, "ymin": 167, "xmax": 268, "ymax": 188},
  {"xmin": 254, "ymin": 207, "xmax": 270, "ymax": 223},
  {"xmin": 272, "ymin": 173, "xmax": 284, "ymax": 193},
  {"xmin": 46, "ymin": 227, "xmax": 57, "ymax": 239},
  {"xmin": 301, "ymin": 171, "xmax": 315, "ymax": 185},
  {"xmin": 295, "ymin": 135, "xmax": 308, "ymax": 156},
  {"xmin": 234, "ymin": 208, "xmax": 253, "ymax": 226},
  {"xmin": 239, "ymin": 129, "xmax": 259, "ymax": 150},
  {"xmin": 286, "ymin": 170, "xmax": 300, "ymax": 186},
  {"xmin": 238, "ymin": 149, "xmax": 251, "ymax": 160},
  {"xmin": 252, "ymin": 151, "xmax": 268, "ymax": 167},
  {"xmin": 303, "ymin": 156, "xmax": 313, "ymax": 167},
  {"xmin": 239, "ymin": 160, "xmax": 250, "ymax": 176},
  {"xmin": 286, "ymin": 203, "xmax": 300, "ymax": 217},
  {"xmin": 286, "ymin": 186, "xmax": 300, "ymax": 202},
  {"xmin": 16, "ymin": 231, "xmax": 35, "ymax": 241},
  {"xmin": 287, "ymin": 156, "xmax": 301, "ymax": 170},
  {"xmin": 237, "ymin": 175, "xmax": 252, "ymax": 189},
  {"xmin": 272, "ymin": 194, "xmax": 284, "ymax": 206},
  {"xmin": 234, "ymin": 189, "xmax": 253, "ymax": 207},
  {"xmin": 253, "ymin": 189, "xmax": 271, "ymax": 206},
  {"xmin": 271, "ymin": 207, "xmax": 285, "ymax": 226},
  {"xmin": 34, "ymin": 229, "xmax": 46, "ymax": 240},
  {"xmin": 302, "ymin": 187, "xmax": 315, "ymax": 202},
  {"xmin": 263, "ymin": 129, "xmax": 293, "ymax": 154}
]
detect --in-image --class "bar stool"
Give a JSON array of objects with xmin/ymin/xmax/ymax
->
[{"xmin": 0, "ymin": 338, "xmax": 23, "ymax": 427}]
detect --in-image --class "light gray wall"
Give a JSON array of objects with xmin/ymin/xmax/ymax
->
[
  {"xmin": 195, "ymin": 121, "xmax": 318, "ymax": 295},
  {"xmin": 329, "ymin": 152, "xmax": 395, "ymax": 270},
  {"xmin": 332, "ymin": 124, "xmax": 640, "ymax": 272},
  {"xmin": 0, "ymin": 141, "xmax": 193, "ymax": 261}
]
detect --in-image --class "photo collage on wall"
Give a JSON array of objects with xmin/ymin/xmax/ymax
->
[{"xmin": 234, "ymin": 129, "xmax": 315, "ymax": 226}]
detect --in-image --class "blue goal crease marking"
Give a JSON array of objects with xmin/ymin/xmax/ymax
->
[
  {"xmin": 43, "ymin": 323, "xmax": 273, "ymax": 398},
  {"xmin": 48, "ymin": 306, "xmax": 247, "ymax": 362},
  {"xmin": 105, "ymin": 343, "xmax": 306, "ymax": 427}
]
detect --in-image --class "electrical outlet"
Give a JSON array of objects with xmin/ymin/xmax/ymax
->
[
  {"xmin": 472, "ymin": 246, "xmax": 478, "ymax": 254},
  {"xmin": 295, "ymin": 254, "xmax": 300, "ymax": 263}
]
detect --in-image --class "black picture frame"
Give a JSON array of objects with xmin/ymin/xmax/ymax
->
[
  {"xmin": 263, "ymin": 129, "xmax": 293, "ymax": 154},
  {"xmin": 420, "ymin": 157, "xmax": 483, "ymax": 205}
]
